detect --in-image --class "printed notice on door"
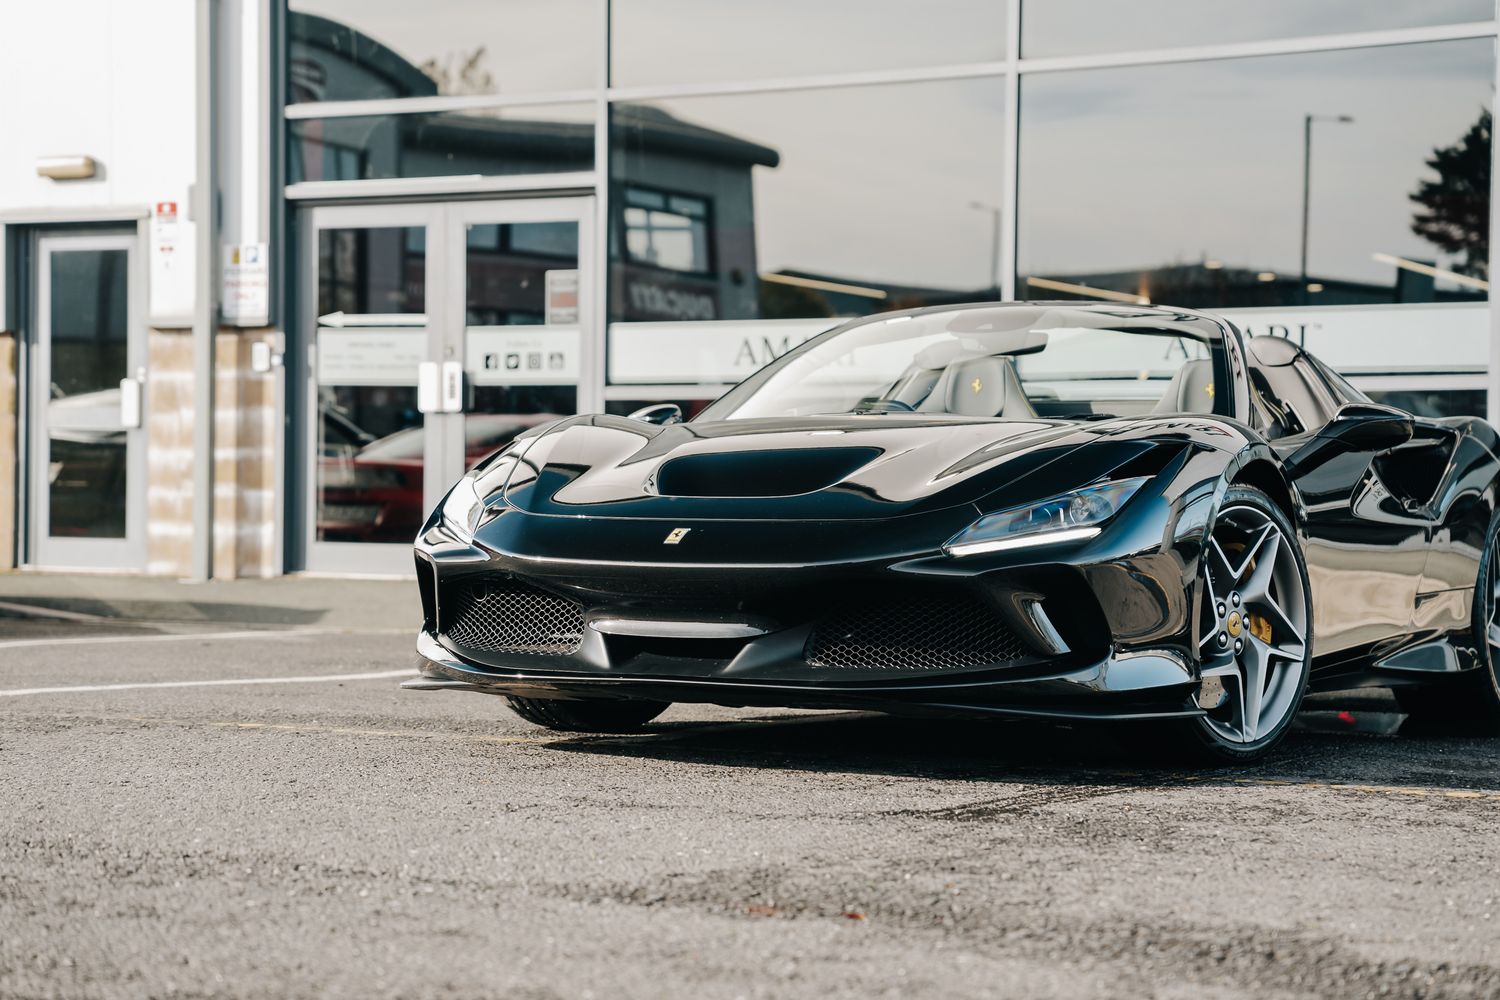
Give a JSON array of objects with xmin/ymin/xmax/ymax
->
[
  {"xmin": 317, "ymin": 329, "xmax": 427, "ymax": 386},
  {"xmin": 544, "ymin": 269, "xmax": 579, "ymax": 326},
  {"xmin": 467, "ymin": 327, "xmax": 581, "ymax": 385},
  {"xmin": 222, "ymin": 242, "xmax": 270, "ymax": 326}
]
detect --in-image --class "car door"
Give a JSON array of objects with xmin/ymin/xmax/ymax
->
[
  {"xmin": 1248, "ymin": 350, "xmax": 1428, "ymax": 665},
  {"xmin": 1304, "ymin": 355, "xmax": 1480, "ymax": 649}
]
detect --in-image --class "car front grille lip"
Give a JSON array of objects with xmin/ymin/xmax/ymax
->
[
  {"xmin": 805, "ymin": 592, "xmax": 1032, "ymax": 672},
  {"xmin": 440, "ymin": 577, "xmax": 586, "ymax": 656}
]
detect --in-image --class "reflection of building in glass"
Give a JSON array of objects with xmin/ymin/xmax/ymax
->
[
  {"xmin": 292, "ymin": 14, "xmax": 786, "ymax": 324},
  {"xmin": 289, "ymin": 12, "xmax": 443, "ymax": 104},
  {"xmin": 1022, "ymin": 260, "xmax": 1487, "ymax": 311},
  {"xmin": 292, "ymin": 100, "xmax": 785, "ymax": 323},
  {"xmin": 612, "ymin": 106, "xmax": 779, "ymax": 322}
]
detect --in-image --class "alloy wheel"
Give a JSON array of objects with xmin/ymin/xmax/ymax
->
[{"xmin": 1197, "ymin": 503, "xmax": 1310, "ymax": 745}]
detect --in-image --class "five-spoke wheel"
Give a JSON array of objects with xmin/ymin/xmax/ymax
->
[{"xmin": 1190, "ymin": 487, "xmax": 1313, "ymax": 758}]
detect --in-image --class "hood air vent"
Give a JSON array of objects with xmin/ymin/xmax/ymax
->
[{"xmin": 655, "ymin": 447, "xmax": 881, "ymax": 498}]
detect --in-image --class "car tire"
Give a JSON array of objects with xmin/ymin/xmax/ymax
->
[
  {"xmin": 1166, "ymin": 484, "xmax": 1315, "ymax": 764},
  {"xmin": 506, "ymin": 696, "xmax": 670, "ymax": 732},
  {"xmin": 1394, "ymin": 510, "xmax": 1500, "ymax": 729}
]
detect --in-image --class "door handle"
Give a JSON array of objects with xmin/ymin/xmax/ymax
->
[
  {"xmin": 119, "ymin": 373, "xmax": 143, "ymax": 429},
  {"xmin": 417, "ymin": 361, "xmax": 440, "ymax": 413}
]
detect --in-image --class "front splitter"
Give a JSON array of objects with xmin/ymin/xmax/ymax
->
[{"xmin": 406, "ymin": 631, "xmax": 1205, "ymax": 723}]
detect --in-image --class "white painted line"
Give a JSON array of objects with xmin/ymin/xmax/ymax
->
[
  {"xmin": 0, "ymin": 669, "xmax": 414, "ymax": 698},
  {"xmin": 0, "ymin": 626, "xmax": 409, "ymax": 651}
]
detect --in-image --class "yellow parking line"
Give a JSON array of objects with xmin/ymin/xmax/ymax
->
[
  {"xmin": 204, "ymin": 719, "xmax": 595, "ymax": 745},
  {"xmin": 20, "ymin": 711, "xmax": 1500, "ymax": 801},
  {"xmin": 1230, "ymin": 777, "xmax": 1500, "ymax": 801},
  {"xmin": 43, "ymin": 710, "xmax": 830, "ymax": 749}
]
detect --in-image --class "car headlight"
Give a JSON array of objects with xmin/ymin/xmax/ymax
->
[
  {"xmin": 439, "ymin": 475, "xmax": 484, "ymax": 542},
  {"xmin": 944, "ymin": 477, "xmax": 1150, "ymax": 557}
]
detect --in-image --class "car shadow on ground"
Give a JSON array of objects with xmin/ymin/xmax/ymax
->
[
  {"xmin": 0, "ymin": 597, "xmax": 326, "ymax": 627},
  {"xmin": 545, "ymin": 694, "xmax": 1500, "ymax": 794}
]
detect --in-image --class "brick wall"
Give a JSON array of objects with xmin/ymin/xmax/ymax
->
[
  {"xmin": 214, "ymin": 329, "xmax": 279, "ymax": 578},
  {"xmin": 147, "ymin": 326, "xmax": 281, "ymax": 579},
  {"xmin": 146, "ymin": 328, "xmax": 196, "ymax": 576}
]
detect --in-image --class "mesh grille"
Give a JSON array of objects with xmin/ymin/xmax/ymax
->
[
  {"xmin": 806, "ymin": 593, "xmax": 1029, "ymax": 671},
  {"xmin": 441, "ymin": 578, "xmax": 585, "ymax": 655}
]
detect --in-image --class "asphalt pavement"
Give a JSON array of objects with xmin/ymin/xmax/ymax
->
[{"xmin": 2, "ymin": 583, "xmax": 1499, "ymax": 999}]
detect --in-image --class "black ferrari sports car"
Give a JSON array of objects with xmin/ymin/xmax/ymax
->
[{"xmin": 407, "ymin": 302, "xmax": 1500, "ymax": 761}]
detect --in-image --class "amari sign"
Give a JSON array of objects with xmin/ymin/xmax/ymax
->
[
  {"xmin": 608, "ymin": 303, "xmax": 1490, "ymax": 385},
  {"xmin": 1219, "ymin": 303, "xmax": 1487, "ymax": 374},
  {"xmin": 610, "ymin": 319, "xmax": 836, "ymax": 383}
]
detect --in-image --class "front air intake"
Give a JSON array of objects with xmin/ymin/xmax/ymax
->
[
  {"xmin": 440, "ymin": 578, "xmax": 585, "ymax": 655},
  {"xmin": 806, "ymin": 591, "xmax": 1030, "ymax": 671}
]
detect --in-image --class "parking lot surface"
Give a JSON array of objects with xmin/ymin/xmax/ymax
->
[{"xmin": 3, "ymin": 604, "xmax": 1499, "ymax": 999}]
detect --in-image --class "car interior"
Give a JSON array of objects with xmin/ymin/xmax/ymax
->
[{"xmin": 869, "ymin": 327, "xmax": 1215, "ymax": 422}]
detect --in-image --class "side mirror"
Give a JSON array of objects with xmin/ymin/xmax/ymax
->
[
  {"xmin": 1322, "ymin": 402, "xmax": 1414, "ymax": 451},
  {"xmin": 1284, "ymin": 402, "xmax": 1413, "ymax": 478},
  {"xmin": 627, "ymin": 403, "xmax": 684, "ymax": 426}
]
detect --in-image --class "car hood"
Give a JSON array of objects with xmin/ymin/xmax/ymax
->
[{"xmin": 487, "ymin": 413, "xmax": 1187, "ymax": 522}]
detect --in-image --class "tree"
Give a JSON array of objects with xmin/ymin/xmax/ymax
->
[
  {"xmin": 419, "ymin": 46, "xmax": 495, "ymax": 97},
  {"xmin": 1409, "ymin": 108, "xmax": 1491, "ymax": 279}
]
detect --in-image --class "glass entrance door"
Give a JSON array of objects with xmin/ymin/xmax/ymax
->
[
  {"xmin": 443, "ymin": 199, "xmax": 591, "ymax": 492},
  {"xmin": 29, "ymin": 233, "xmax": 146, "ymax": 569},
  {"xmin": 304, "ymin": 203, "xmax": 438, "ymax": 575},
  {"xmin": 301, "ymin": 198, "xmax": 594, "ymax": 574}
]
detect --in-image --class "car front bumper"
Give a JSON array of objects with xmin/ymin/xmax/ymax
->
[
  {"xmin": 407, "ymin": 629, "xmax": 1204, "ymax": 721},
  {"xmin": 407, "ymin": 481, "xmax": 1217, "ymax": 723}
]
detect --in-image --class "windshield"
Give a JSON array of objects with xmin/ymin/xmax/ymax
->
[{"xmin": 698, "ymin": 306, "xmax": 1223, "ymax": 422}]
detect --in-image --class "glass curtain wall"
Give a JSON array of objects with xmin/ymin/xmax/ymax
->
[
  {"xmin": 1017, "ymin": 40, "xmax": 1495, "ymax": 310},
  {"xmin": 286, "ymin": 1, "xmax": 1499, "ymax": 417},
  {"xmin": 286, "ymin": 1, "xmax": 602, "ymax": 182}
]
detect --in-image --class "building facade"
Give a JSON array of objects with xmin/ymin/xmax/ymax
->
[{"xmin": 3, "ymin": 0, "xmax": 1499, "ymax": 577}]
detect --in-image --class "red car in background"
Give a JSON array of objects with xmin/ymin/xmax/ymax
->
[{"xmin": 318, "ymin": 413, "xmax": 558, "ymax": 543}]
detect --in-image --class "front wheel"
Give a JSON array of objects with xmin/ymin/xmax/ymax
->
[
  {"xmin": 1169, "ymin": 486, "xmax": 1314, "ymax": 763},
  {"xmin": 506, "ymin": 696, "xmax": 669, "ymax": 732}
]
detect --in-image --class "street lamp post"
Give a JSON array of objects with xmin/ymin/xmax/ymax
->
[
  {"xmin": 970, "ymin": 200, "xmax": 1001, "ymax": 300},
  {"xmin": 1300, "ymin": 113, "xmax": 1354, "ymax": 304}
]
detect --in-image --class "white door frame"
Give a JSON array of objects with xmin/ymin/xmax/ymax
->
[
  {"xmin": 27, "ymin": 232, "xmax": 147, "ymax": 570},
  {"xmin": 298, "ymin": 196, "xmax": 596, "ymax": 576}
]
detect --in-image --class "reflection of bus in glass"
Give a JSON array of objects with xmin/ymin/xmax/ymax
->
[{"xmin": 317, "ymin": 413, "xmax": 558, "ymax": 543}]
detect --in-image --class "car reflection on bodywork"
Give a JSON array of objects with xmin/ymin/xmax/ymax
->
[{"xmin": 318, "ymin": 413, "xmax": 559, "ymax": 543}]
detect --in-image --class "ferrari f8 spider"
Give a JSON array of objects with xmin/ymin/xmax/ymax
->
[{"xmin": 408, "ymin": 303, "xmax": 1500, "ymax": 761}]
